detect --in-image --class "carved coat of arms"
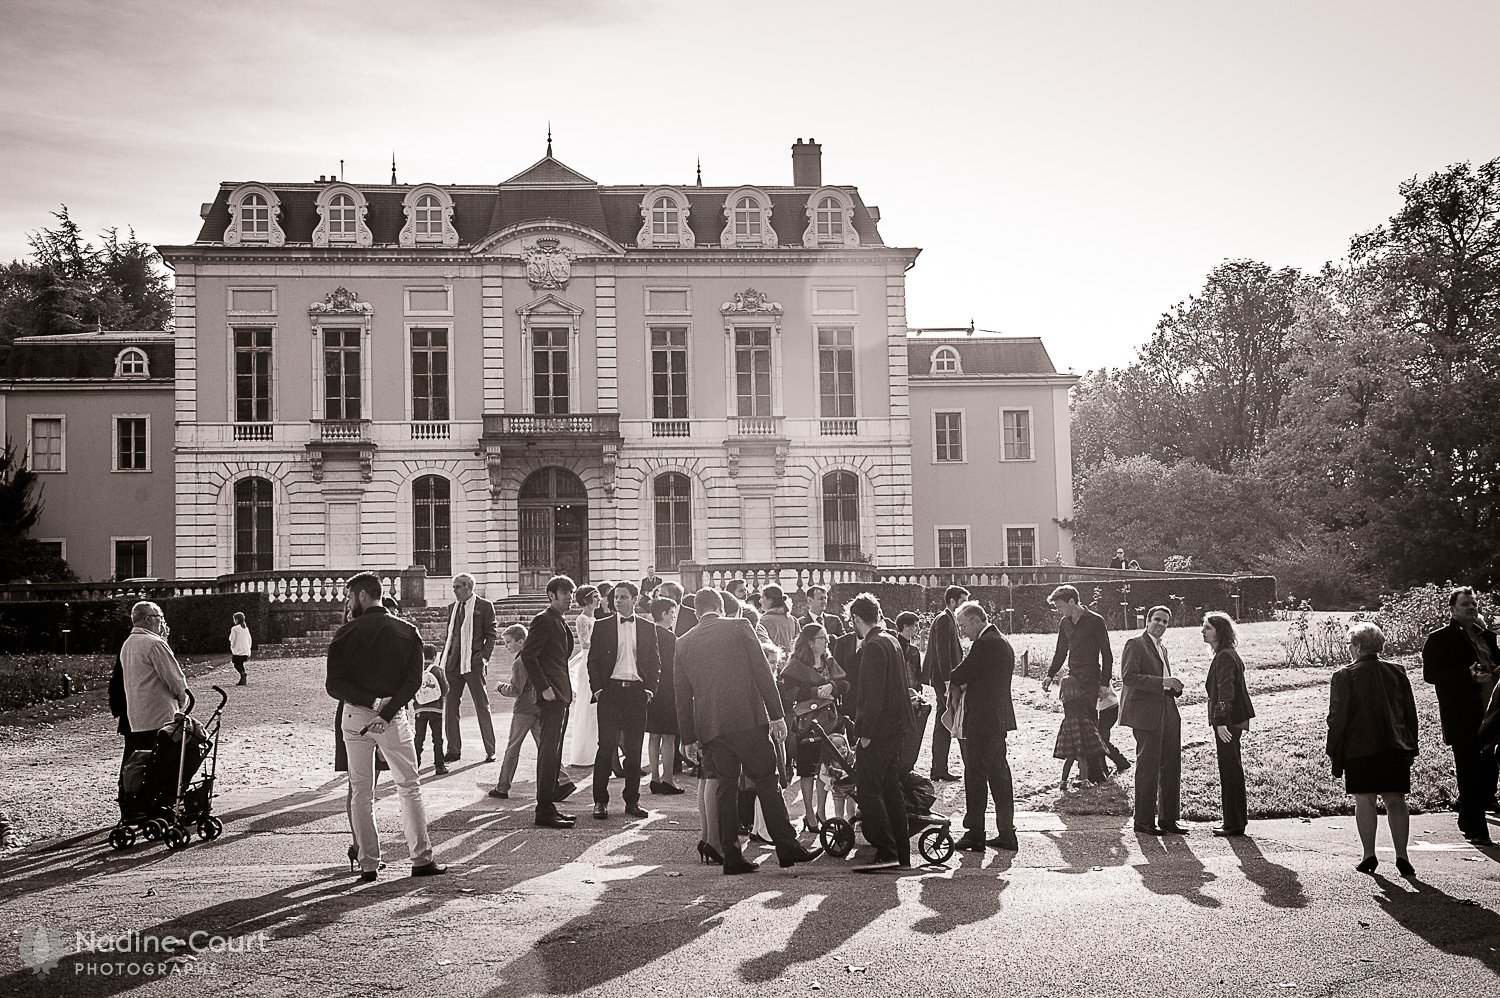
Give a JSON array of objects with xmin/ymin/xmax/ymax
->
[{"xmin": 525, "ymin": 238, "xmax": 573, "ymax": 290}]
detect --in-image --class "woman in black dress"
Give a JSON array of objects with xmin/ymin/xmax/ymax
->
[
  {"xmin": 1327, "ymin": 621, "xmax": 1419, "ymax": 876},
  {"xmin": 1203, "ymin": 611, "xmax": 1256, "ymax": 837}
]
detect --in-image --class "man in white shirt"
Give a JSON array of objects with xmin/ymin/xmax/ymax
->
[
  {"xmin": 441, "ymin": 573, "xmax": 500, "ymax": 763},
  {"xmin": 585, "ymin": 581, "xmax": 662, "ymax": 820},
  {"xmin": 1120, "ymin": 605, "xmax": 1186, "ymax": 835}
]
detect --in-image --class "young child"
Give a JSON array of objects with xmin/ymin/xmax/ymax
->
[
  {"xmin": 820, "ymin": 730, "xmax": 857, "ymax": 821},
  {"xmin": 413, "ymin": 643, "xmax": 449, "ymax": 776}
]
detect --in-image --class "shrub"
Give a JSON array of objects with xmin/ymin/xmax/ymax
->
[
  {"xmin": 1356, "ymin": 583, "xmax": 1498, "ymax": 656},
  {"xmin": 0, "ymin": 592, "xmax": 270, "ymax": 655},
  {"xmin": 0, "ymin": 654, "xmax": 116, "ymax": 711}
]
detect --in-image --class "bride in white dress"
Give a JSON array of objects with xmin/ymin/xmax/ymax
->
[{"xmin": 564, "ymin": 586, "xmax": 603, "ymax": 768}]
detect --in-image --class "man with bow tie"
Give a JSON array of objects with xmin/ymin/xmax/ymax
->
[{"xmin": 587, "ymin": 580, "xmax": 662, "ymax": 819}]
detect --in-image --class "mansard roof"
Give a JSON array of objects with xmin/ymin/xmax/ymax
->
[
  {"xmin": 907, "ymin": 336, "xmax": 1063, "ymax": 377},
  {"xmin": 192, "ymin": 159, "xmax": 887, "ymax": 248},
  {"xmin": 2, "ymin": 332, "xmax": 174, "ymax": 381}
]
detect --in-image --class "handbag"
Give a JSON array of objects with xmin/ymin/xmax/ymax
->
[{"xmin": 791, "ymin": 697, "xmax": 838, "ymax": 738}]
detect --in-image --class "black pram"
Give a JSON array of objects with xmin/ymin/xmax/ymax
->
[{"xmin": 111, "ymin": 686, "xmax": 228, "ymax": 850}]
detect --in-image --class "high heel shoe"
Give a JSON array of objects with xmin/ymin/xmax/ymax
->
[
  {"xmin": 1355, "ymin": 855, "xmax": 1378, "ymax": 874},
  {"xmin": 347, "ymin": 843, "xmax": 358, "ymax": 872},
  {"xmin": 802, "ymin": 818, "xmax": 821, "ymax": 835},
  {"xmin": 696, "ymin": 840, "xmax": 724, "ymax": 864}
]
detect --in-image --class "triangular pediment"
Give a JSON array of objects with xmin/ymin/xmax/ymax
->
[
  {"xmin": 516, "ymin": 292, "xmax": 583, "ymax": 317},
  {"xmin": 503, "ymin": 155, "xmax": 595, "ymax": 186}
]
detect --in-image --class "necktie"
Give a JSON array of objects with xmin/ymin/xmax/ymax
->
[{"xmin": 1159, "ymin": 639, "xmax": 1171, "ymax": 676}]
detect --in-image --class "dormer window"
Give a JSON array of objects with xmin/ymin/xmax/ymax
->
[
  {"xmin": 241, "ymin": 194, "xmax": 269, "ymax": 235},
  {"xmin": 329, "ymin": 194, "xmax": 356, "ymax": 237},
  {"xmin": 815, "ymin": 197, "xmax": 843, "ymax": 241},
  {"xmin": 802, "ymin": 187, "xmax": 860, "ymax": 248},
  {"xmin": 720, "ymin": 187, "xmax": 776, "ymax": 248},
  {"xmin": 930, "ymin": 346, "xmax": 961, "ymax": 375},
  {"xmin": 415, "ymin": 195, "xmax": 442, "ymax": 236},
  {"xmin": 733, "ymin": 198, "xmax": 762, "ymax": 241},
  {"xmin": 115, "ymin": 347, "xmax": 149, "ymax": 378},
  {"xmin": 312, "ymin": 184, "xmax": 373, "ymax": 247},
  {"xmin": 637, "ymin": 187, "xmax": 695, "ymax": 248},
  {"xmin": 398, "ymin": 185, "xmax": 458, "ymax": 247}
]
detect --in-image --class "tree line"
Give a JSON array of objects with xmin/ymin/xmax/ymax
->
[{"xmin": 1070, "ymin": 159, "xmax": 1500, "ymax": 607}]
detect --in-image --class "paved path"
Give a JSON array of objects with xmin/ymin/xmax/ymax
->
[{"xmin": 3, "ymin": 658, "xmax": 1500, "ymax": 996}]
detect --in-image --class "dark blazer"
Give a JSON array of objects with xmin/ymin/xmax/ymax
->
[
  {"xmin": 924, "ymin": 609, "xmax": 962, "ymax": 686},
  {"xmin": 1206, "ymin": 648, "xmax": 1255, "ymax": 728},
  {"xmin": 898, "ymin": 635, "xmax": 923, "ymax": 692},
  {"xmin": 831, "ymin": 630, "xmax": 862, "ymax": 715},
  {"xmin": 674, "ymin": 605, "xmax": 699, "ymax": 637},
  {"xmin": 675, "ymin": 613, "xmax": 785, "ymax": 745},
  {"xmin": 444, "ymin": 596, "xmax": 498, "ymax": 672},
  {"xmin": 519, "ymin": 606, "xmax": 574, "ymax": 705},
  {"xmin": 1120, "ymin": 633, "xmax": 1171, "ymax": 731},
  {"xmin": 326, "ymin": 606, "xmax": 424, "ymax": 721},
  {"xmin": 948, "ymin": 623, "xmax": 1016, "ymax": 735},
  {"xmin": 798, "ymin": 610, "xmax": 845, "ymax": 638},
  {"xmin": 854, "ymin": 626, "xmax": 917, "ymax": 738},
  {"xmin": 587, "ymin": 614, "xmax": 663, "ymax": 697},
  {"xmin": 1422, "ymin": 621, "xmax": 1500, "ymax": 745},
  {"xmin": 1049, "ymin": 608, "xmax": 1114, "ymax": 685},
  {"xmin": 1327, "ymin": 655, "xmax": 1418, "ymax": 773}
]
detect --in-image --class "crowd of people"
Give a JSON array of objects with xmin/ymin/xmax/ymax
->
[{"xmin": 106, "ymin": 575, "xmax": 1500, "ymax": 882}]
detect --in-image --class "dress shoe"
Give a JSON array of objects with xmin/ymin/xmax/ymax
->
[
  {"xmin": 649, "ymin": 781, "xmax": 663, "ymax": 794},
  {"xmin": 657, "ymin": 783, "xmax": 686, "ymax": 796},
  {"xmin": 777, "ymin": 844, "xmax": 823, "ymax": 868},
  {"xmin": 952, "ymin": 833, "xmax": 986, "ymax": 852},
  {"xmin": 411, "ymin": 862, "xmax": 447, "ymax": 877},
  {"xmin": 487, "ymin": 788, "xmax": 509, "ymax": 800},
  {"xmin": 723, "ymin": 857, "xmax": 760, "ymax": 875},
  {"xmin": 1133, "ymin": 825, "xmax": 1163, "ymax": 835},
  {"xmin": 593, "ymin": 804, "xmax": 609, "ymax": 820},
  {"xmin": 484, "ymin": 754, "xmax": 496, "ymax": 763},
  {"xmin": 434, "ymin": 765, "xmax": 449, "ymax": 776},
  {"xmin": 986, "ymin": 833, "xmax": 1019, "ymax": 851},
  {"xmin": 1211, "ymin": 826, "xmax": 1245, "ymax": 838},
  {"xmin": 535, "ymin": 815, "xmax": 576, "ymax": 829},
  {"xmin": 554, "ymin": 812, "xmax": 578, "ymax": 822},
  {"xmin": 357, "ymin": 870, "xmax": 378, "ymax": 882},
  {"xmin": 1465, "ymin": 832, "xmax": 1495, "ymax": 846},
  {"xmin": 624, "ymin": 804, "xmax": 649, "ymax": 819},
  {"xmin": 1158, "ymin": 823, "xmax": 1190, "ymax": 835},
  {"xmin": 930, "ymin": 771, "xmax": 959, "ymax": 782},
  {"xmin": 443, "ymin": 752, "xmax": 461, "ymax": 763},
  {"xmin": 555, "ymin": 782, "xmax": 578, "ymax": 802}
]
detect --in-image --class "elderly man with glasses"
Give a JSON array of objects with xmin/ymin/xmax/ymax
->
[{"xmin": 120, "ymin": 601, "xmax": 189, "ymax": 752}]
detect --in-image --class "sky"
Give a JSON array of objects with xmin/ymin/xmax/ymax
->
[{"xmin": 2, "ymin": 0, "xmax": 1497, "ymax": 373}]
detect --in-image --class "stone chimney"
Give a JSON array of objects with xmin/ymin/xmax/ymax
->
[{"xmin": 792, "ymin": 138, "xmax": 822, "ymax": 187}]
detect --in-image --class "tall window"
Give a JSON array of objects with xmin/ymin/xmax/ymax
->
[
  {"xmin": 815, "ymin": 196, "xmax": 844, "ymax": 242},
  {"xmin": 411, "ymin": 328, "xmax": 450, "ymax": 421},
  {"xmin": 1006, "ymin": 527, "xmax": 1037, "ymax": 566},
  {"xmin": 114, "ymin": 539, "xmax": 149, "ymax": 580},
  {"xmin": 235, "ymin": 327, "xmax": 273, "ymax": 423},
  {"xmin": 653, "ymin": 473, "xmax": 692, "ymax": 569},
  {"xmin": 1002, "ymin": 409, "xmax": 1033, "ymax": 460},
  {"xmin": 733, "ymin": 197, "xmax": 763, "ymax": 241},
  {"xmin": 533, "ymin": 328, "xmax": 570, "ymax": 414},
  {"xmin": 817, "ymin": 327, "xmax": 855, "ymax": 418},
  {"xmin": 415, "ymin": 194, "xmax": 442, "ymax": 236},
  {"xmin": 822, "ymin": 471, "xmax": 861, "ymax": 562},
  {"xmin": 734, "ymin": 327, "xmax": 772, "ymax": 417},
  {"xmin": 329, "ymin": 193, "xmax": 356, "ymax": 236},
  {"xmin": 323, "ymin": 328, "xmax": 361, "ymax": 420},
  {"xmin": 115, "ymin": 417, "xmax": 148, "ymax": 471},
  {"xmin": 28, "ymin": 418, "xmax": 63, "ymax": 472},
  {"xmin": 938, "ymin": 528, "xmax": 969, "ymax": 568},
  {"xmin": 934, "ymin": 411, "xmax": 965, "ymax": 462},
  {"xmin": 234, "ymin": 477, "xmax": 274, "ymax": 572},
  {"xmin": 240, "ymin": 193, "xmax": 268, "ymax": 234},
  {"xmin": 650, "ymin": 197, "xmax": 680, "ymax": 240},
  {"xmin": 651, "ymin": 327, "xmax": 688, "ymax": 419},
  {"xmin": 412, "ymin": 475, "xmax": 452, "ymax": 577}
]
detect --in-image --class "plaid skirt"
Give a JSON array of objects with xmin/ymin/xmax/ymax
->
[{"xmin": 1053, "ymin": 692, "xmax": 1106, "ymax": 760}]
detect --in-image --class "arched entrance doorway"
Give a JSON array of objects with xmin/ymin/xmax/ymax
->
[{"xmin": 519, "ymin": 467, "xmax": 588, "ymax": 592}]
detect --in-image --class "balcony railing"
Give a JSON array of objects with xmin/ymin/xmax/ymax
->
[
  {"xmin": 233, "ymin": 423, "xmax": 274, "ymax": 442},
  {"xmin": 483, "ymin": 413, "xmax": 621, "ymax": 437},
  {"xmin": 678, "ymin": 561, "xmax": 878, "ymax": 592},
  {"xmin": 410, "ymin": 421, "xmax": 451, "ymax": 441},
  {"xmin": 313, "ymin": 419, "xmax": 370, "ymax": 442},
  {"xmin": 819, "ymin": 417, "xmax": 859, "ymax": 437},
  {"xmin": 730, "ymin": 415, "xmax": 784, "ymax": 437},
  {"xmin": 651, "ymin": 419, "xmax": 691, "ymax": 438}
]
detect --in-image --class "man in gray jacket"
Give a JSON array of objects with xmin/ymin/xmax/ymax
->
[{"xmin": 675, "ymin": 588, "xmax": 821, "ymax": 875}]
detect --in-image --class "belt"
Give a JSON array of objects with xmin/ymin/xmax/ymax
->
[{"xmin": 609, "ymin": 679, "xmax": 644, "ymax": 687}]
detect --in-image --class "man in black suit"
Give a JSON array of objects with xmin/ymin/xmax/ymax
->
[
  {"xmin": 848, "ymin": 593, "xmax": 918, "ymax": 872},
  {"xmin": 798, "ymin": 585, "xmax": 845, "ymax": 637},
  {"xmin": 587, "ymin": 580, "xmax": 662, "ymax": 820},
  {"xmin": 441, "ymin": 573, "xmax": 500, "ymax": 763},
  {"xmin": 949, "ymin": 601, "xmax": 1018, "ymax": 852},
  {"xmin": 519, "ymin": 575, "xmax": 577, "ymax": 829},
  {"xmin": 1422, "ymin": 586, "xmax": 1500, "ymax": 844},
  {"xmin": 924, "ymin": 585, "xmax": 968, "ymax": 781},
  {"xmin": 1121, "ymin": 605, "xmax": 1187, "ymax": 835},
  {"xmin": 675, "ymin": 588, "xmax": 820, "ymax": 875},
  {"xmin": 660, "ymin": 581, "xmax": 697, "ymax": 636}
]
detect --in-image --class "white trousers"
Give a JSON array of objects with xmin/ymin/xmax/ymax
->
[{"xmin": 342, "ymin": 704, "xmax": 434, "ymax": 871}]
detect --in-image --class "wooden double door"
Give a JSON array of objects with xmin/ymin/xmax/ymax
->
[{"xmin": 518, "ymin": 467, "xmax": 588, "ymax": 592}]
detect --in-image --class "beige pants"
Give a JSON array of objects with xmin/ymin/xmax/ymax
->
[{"xmin": 342, "ymin": 704, "xmax": 434, "ymax": 871}]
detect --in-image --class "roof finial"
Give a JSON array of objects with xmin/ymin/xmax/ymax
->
[
  {"xmin": 696, "ymin": 157, "xmax": 702, "ymax": 187},
  {"xmin": 546, "ymin": 122, "xmax": 553, "ymax": 157},
  {"xmin": 390, "ymin": 151, "xmax": 397, "ymax": 186}
]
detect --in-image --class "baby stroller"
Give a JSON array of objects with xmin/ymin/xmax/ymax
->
[
  {"xmin": 110, "ymin": 686, "xmax": 228, "ymax": 851},
  {"xmin": 807, "ymin": 719, "xmax": 956, "ymax": 865}
]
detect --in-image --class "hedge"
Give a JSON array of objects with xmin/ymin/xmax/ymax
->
[
  {"xmin": 0, "ymin": 592, "xmax": 270, "ymax": 656},
  {"xmin": 828, "ymin": 577, "xmax": 1276, "ymax": 633}
]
